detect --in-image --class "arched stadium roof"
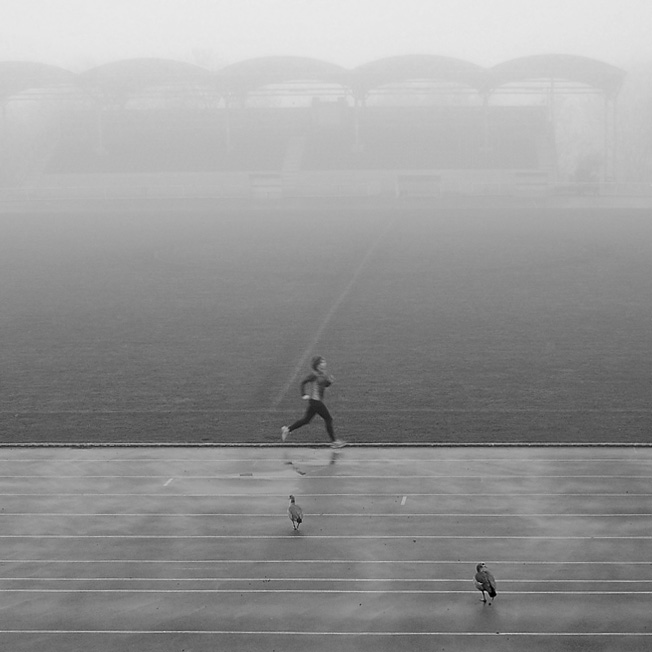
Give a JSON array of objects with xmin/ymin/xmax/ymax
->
[
  {"xmin": 0, "ymin": 61, "xmax": 76, "ymax": 101},
  {"xmin": 216, "ymin": 56, "xmax": 349, "ymax": 93},
  {"xmin": 350, "ymin": 55, "xmax": 488, "ymax": 94},
  {"xmin": 0, "ymin": 54, "xmax": 627, "ymax": 102},
  {"xmin": 78, "ymin": 57, "xmax": 212, "ymax": 100},
  {"xmin": 487, "ymin": 54, "xmax": 625, "ymax": 95}
]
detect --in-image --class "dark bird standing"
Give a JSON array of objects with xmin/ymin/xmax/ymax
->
[
  {"xmin": 474, "ymin": 562, "xmax": 497, "ymax": 604},
  {"xmin": 288, "ymin": 495, "xmax": 303, "ymax": 531}
]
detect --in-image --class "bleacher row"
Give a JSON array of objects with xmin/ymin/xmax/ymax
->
[{"xmin": 46, "ymin": 105, "xmax": 549, "ymax": 175}]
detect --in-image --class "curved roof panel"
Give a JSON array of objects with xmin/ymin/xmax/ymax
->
[
  {"xmin": 350, "ymin": 55, "xmax": 488, "ymax": 93},
  {"xmin": 0, "ymin": 54, "xmax": 626, "ymax": 103},
  {"xmin": 78, "ymin": 58, "xmax": 212, "ymax": 99},
  {"xmin": 0, "ymin": 61, "xmax": 75, "ymax": 101},
  {"xmin": 488, "ymin": 54, "xmax": 625, "ymax": 95},
  {"xmin": 217, "ymin": 56, "xmax": 349, "ymax": 93}
]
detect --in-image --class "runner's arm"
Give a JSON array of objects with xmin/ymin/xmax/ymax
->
[{"xmin": 299, "ymin": 374, "xmax": 317, "ymax": 397}]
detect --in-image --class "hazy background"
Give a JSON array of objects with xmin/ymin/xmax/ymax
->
[{"xmin": 2, "ymin": 0, "xmax": 651, "ymax": 70}]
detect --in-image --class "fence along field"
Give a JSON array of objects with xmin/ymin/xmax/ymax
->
[{"xmin": 1, "ymin": 204, "xmax": 651, "ymax": 445}]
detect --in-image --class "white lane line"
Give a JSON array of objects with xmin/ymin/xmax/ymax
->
[
  {"xmin": 4, "ymin": 407, "xmax": 652, "ymax": 413},
  {"xmin": 0, "ymin": 559, "xmax": 648, "ymax": 565},
  {"xmin": 0, "ymin": 493, "xmax": 648, "ymax": 497},
  {"xmin": 2, "ymin": 578, "xmax": 649, "ymax": 585},
  {"xmin": 0, "ymin": 535, "xmax": 650, "ymax": 540},
  {"xmin": 0, "ymin": 630, "xmax": 649, "ymax": 636},
  {"xmin": 0, "ymin": 512, "xmax": 647, "ymax": 518},
  {"xmin": 1, "ymin": 474, "xmax": 648, "ymax": 479},
  {"xmin": 401, "ymin": 496, "xmax": 407, "ymax": 506},
  {"xmin": 163, "ymin": 479, "xmax": 173, "ymax": 487},
  {"xmin": 4, "ymin": 405, "xmax": 652, "ymax": 411},
  {"xmin": 1, "ymin": 457, "xmax": 649, "ymax": 463},
  {"xmin": 271, "ymin": 216, "xmax": 396, "ymax": 409},
  {"xmin": 0, "ymin": 589, "xmax": 650, "ymax": 594}
]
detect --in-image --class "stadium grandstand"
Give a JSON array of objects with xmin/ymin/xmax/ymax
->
[{"xmin": 0, "ymin": 53, "xmax": 629, "ymax": 202}]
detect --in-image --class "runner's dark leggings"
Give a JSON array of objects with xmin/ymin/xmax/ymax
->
[{"xmin": 288, "ymin": 399, "xmax": 335, "ymax": 441}]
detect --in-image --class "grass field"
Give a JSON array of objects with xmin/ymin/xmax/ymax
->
[{"xmin": 1, "ymin": 203, "xmax": 651, "ymax": 444}]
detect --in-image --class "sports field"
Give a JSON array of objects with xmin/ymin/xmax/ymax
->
[{"xmin": 1, "ymin": 202, "xmax": 651, "ymax": 444}]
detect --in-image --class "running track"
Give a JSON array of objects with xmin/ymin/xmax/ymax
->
[{"xmin": 0, "ymin": 445, "xmax": 650, "ymax": 652}]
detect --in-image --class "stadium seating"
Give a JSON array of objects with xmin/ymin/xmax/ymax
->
[{"xmin": 44, "ymin": 104, "xmax": 548, "ymax": 177}]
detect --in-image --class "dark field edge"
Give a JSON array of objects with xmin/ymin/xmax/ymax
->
[{"xmin": 0, "ymin": 442, "xmax": 650, "ymax": 448}]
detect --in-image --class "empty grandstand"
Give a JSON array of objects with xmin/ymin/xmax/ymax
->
[{"xmin": 0, "ymin": 54, "xmax": 627, "ymax": 199}]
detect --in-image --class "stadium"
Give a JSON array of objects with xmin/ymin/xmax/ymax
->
[
  {"xmin": 0, "ymin": 53, "xmax": 630, "ymax": 199},
  {"xmin": 0, "ymin": 52, "xmax": 651, "ymax": 650}
]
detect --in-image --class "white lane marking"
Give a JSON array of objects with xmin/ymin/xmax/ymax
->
[
  {"xmin": 1, "ymin": 577, "xmax": 648, "ymax": 584},
  {"xmin": 0, "ymin": 630, "xmax": 649, "ymax": 636},
  {"xmin": 401, "ymin": 496, "xmax": 407, "ymax": 506},
  {"xmin": 0, "ymin": 474, "xmax": 649, "ymax": 479},
  {"xmin": 0, "ymin": 534, "xmax": 650, "ymax": 540},
  {"xmin": 0, "ymin": 493, "xmax": 648, "ymax": 497},
  {"xmin": 0, "ymin": 559, "xmax": 648, "ymax": 565},
  {"xmin": 0, "ymin": 588, "xmax": 650, "ymax": 595},
  {"xmin": 0, "ymin": 512, "xmax": 647, "ymax": 518},
  {"xmin": 1, "ymin": 457, "xmax": 650, "ymax": 463},
  {"xmin": 3, "ymin": 407, "xmax": 652, "ymax": 413},
  {"xmin": 163, "ymin": 478, "xmax": 173, "ymax": 487}
]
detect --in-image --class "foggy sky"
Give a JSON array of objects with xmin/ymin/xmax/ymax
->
[{"xmin": 2, "ymin": 0, "xmax": 651, "ymax": 71}]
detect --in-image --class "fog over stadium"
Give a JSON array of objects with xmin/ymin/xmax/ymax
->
[
  {"xmin": 3, "ymin": 1, "xmax": 652, "ymax": 644},
  {"xmin": 2, "ymin": 0, "xmax": 652, "ymax": 69}
]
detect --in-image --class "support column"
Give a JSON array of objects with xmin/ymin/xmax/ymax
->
[
  {"xmin": 547, "ymin": 76, "xmax": 559, "ymax": 182},
  {"xmin": 481, "ymin": 92, "xmax": 490, "ymax": 168},
  {"xmin": 224, "ymin": 94, "xmax": 232, "ymax": 152},
  {"xmin": 352, "ymin": 93, "xmax": 365, "ymax": 152},
  {"xmin": 603, "ymin": 95, "xmax": 617, "ymax": 182},
  {"xmin": 95, "ymin": 102, "xmax": 107, "ymax": 156}
]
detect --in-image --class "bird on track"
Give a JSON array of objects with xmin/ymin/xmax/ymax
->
[
  {"xmin": 288, "ymin": 495, "xmax": 303, "ymax": 531},
  {"xmin": 474, "ymin": 562, "xmax": 497, "ymax": 605}
]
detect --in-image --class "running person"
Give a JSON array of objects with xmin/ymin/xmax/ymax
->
[{"xmin": 281, "ymin": 356, "xmax": 345, "ymax": 448}]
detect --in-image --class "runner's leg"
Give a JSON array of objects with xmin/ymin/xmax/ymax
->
[
  {"xmin": 288, "ymin": 401, "xmax": 319, "ymax": 432},
  {"xmin": 314, "ymin": 402, "xmax": 336, "ymax": 441}
]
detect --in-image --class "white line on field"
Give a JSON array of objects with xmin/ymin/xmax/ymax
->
[
  {"xmin": 163, "ymin": 478, "xmax": 173, "ymax": 487},
  {"xmin": 271, "ymin": 216, "xmax": 396, "ymax": 408}
]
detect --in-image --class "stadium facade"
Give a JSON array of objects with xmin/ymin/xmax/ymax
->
[{"xmin": 0, "ymin": 54, "xmax": 626, "ymax": 200}]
